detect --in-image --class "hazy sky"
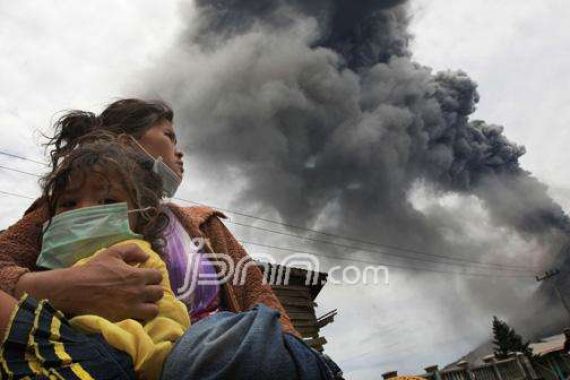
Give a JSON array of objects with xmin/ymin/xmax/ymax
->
[{"xmin": 0, "ymin": 1, "xmax": 569, "ymax": 379}]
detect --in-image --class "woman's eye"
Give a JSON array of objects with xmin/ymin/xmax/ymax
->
[
  {"xmin": 103, "ymin": 198, "xmax": 118, "ymax": 205},
  {"xmin": 166, "ymin": 132, "xmax": 177, "ymax": 144}
]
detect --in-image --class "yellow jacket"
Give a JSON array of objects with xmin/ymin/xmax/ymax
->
[{"xmin": 70, "ymin": 239, "xmax": 190, "ymax": 380}]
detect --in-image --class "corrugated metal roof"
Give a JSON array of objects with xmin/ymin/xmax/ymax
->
[{"xmin": 529, "ymin": 333, "xmax": 565, "ymax": 356}]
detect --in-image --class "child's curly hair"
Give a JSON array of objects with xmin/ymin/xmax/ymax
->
[{"xmin": 41, "ymin": 131, "xmax": 169, "ymax": 255}]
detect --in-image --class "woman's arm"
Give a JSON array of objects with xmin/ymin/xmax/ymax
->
[
  {"xmin": 201, "ymin": 215, "xmax": 301, "ymax": 337},
  {"xmin": 0, "ymin": 206, "xmax": 46, "ymax": 295},
  {"xmin": 0, "ymin": 204, "xmax": 164, "ymax": 321},
  {"xmin": 16, "ymin": 245, "xmax": 165, "ymax": 321}
]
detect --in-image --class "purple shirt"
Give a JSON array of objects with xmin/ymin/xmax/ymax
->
[{"xmin": 162, "ymin": 208, "xmax": 220, "ymax": 322}]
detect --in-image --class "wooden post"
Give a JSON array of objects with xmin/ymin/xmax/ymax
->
[
  {"xmin": 536, "ymin": 270, "xmax": 570, "ymax": 325},
  {"xmin": 512, "ymin": 353, "xmax": 534, "ymax": 380},
  {"xmin": 516, "ymin": 353, "xmax": 540, "ymax": 380},
  {"xmin": 482, "ymin": 356, "xmax": 503, "ymax": 380},
  {"xmin": 457, "ymin": 360, "xmax": 476, "ymax": 380}
]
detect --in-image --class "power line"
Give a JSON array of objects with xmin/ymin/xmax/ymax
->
[
  {"xmin": 0, "ymin": 156, "xmax": 542, "ymax": 272},
  {"xmin": 0, "ymin": 150, "xmax": 46, "ymax": 166},
  {"xmin": 174, "ymin": 197, "xmax": 536, "ymax": 272},
  {"xmin": 242, "ymin": 240, "xmax": 534, "ymax": 279},
  {"xmin": 0, "ymin": 187, "xmax": 537, "ymax": 279},
  {"xmin": 0, "ymin": 152, "xmax": 540, "ymax": 271},
  {"xmin": 173, "ymin": 196, "xmax": 537, "ymax": 271},
  {"xmin": 223, "ymin": 218, "xmax": 535, "ymax": 273},
  {"xmin": 0, "ymin": 190, "xmax": 35, "ymax": 200},
  {"xmin": 242, "ymin": 239, "xmax": 533, "ymax": 275},
  {"xmin": 0, "ymin": 164, "xmax": 41, "ymax": 178}
]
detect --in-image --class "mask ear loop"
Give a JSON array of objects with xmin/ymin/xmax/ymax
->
[
  {"xmin": 128, "ymin": 136, "xmax": 182, "ymax": 180},
  {"xmin": 128, "ymin": 207, "xmax": 157, "ymax": 224},
  {"xmin": 128, "ymin": 206, "xmax": 154, "ymax": 214},
  {"xmin": 127, "ymin": 206, "xmax": 160, "ymax": 235},
  {"xmin": 128, "ymin": 136, "xmax": 155, "ymax": 158}
]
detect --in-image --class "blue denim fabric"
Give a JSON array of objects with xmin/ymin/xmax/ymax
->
[{"xmin": 161, "ymin": 304, "xmax": 334, "ymax": 380}]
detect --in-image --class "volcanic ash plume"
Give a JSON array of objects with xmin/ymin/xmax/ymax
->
[{"xmin": 143, "ymin": 0, "xmax": 569, "ymax": 270}]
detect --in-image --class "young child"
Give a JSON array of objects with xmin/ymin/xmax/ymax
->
[{"xmin": 0, "ymin": 134, "xmax": 190, "ymax": 379}]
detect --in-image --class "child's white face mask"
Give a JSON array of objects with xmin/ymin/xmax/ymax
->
[{"xmin": 36, "ymin": 203, "xmax": 144, "ymax": 269}]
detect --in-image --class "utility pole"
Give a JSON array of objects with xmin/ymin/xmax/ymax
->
[{"xmin": 536, "ymin": 269, "xmax": 570, "ymax": 324}]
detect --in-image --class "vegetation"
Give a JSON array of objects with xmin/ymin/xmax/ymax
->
[{"xmin": 492, "ymin": 316, "xmax": 534, "ymax": 360}]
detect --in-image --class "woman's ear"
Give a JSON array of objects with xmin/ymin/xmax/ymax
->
[{"xmin": 117, "ymin": 133, "xmax": 136, "ymax": 148}]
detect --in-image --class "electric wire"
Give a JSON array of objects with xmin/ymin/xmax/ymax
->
[
  {"xmin": 175, "ymin": 196, "xmax": 536, "ymax": 270},
  {"xmin": 0, "ymin": 184, "xmax": 539, "ymax": 279},
  {"xmin": 0, "ymin": 152, "xmax": 538, "ymax": 271},
  {"xmin": 0, "ymin": 190, "xmax": 35, "ymax": 200},
  {"xmin": 242, "ymin": 240, "xmax": 534, "ymax": 279},
  {"xmin": 0, "ymin": 164, "xmax": 42, "ymax": 177},
  {"xmin": 0, "ymin": 155, "xmax": 541, "ymax": 274},
  {"xmin": 174, "ymin": 194, "xmax": 538, "ymax": 272},
  {"xmin": 0, "ymin": 150, "xmax": 46, "ymax": 166},
  {"xmin": 223, "ymin": 218, "xmax": 535, "ymax": 273}
]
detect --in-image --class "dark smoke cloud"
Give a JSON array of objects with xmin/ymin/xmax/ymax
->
[
  {"xmin": 141, "ymin": 0, "xmax": 570, "ymax": 283},
  {"xmin": 146, "ymin": 0, "xmax": 568, "ymax": 261},
  {"xmin": 138, "ymin": 0, "xmax": 570, "ymax": 368},
  {"xmin": 192, "ymin": 0, "xmax": 410, "ymax": 69}
]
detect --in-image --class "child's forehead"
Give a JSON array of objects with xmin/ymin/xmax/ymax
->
[{"xmin": 64, "ymin": 167, "xmax": 127, "ymax": 194}]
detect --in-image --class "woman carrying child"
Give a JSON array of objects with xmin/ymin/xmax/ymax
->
[
  {"xmin": 0, "ymin": 99, "xmax": 296, "ymax": 335},
  {"xmin": 0, "ymin": 134, "xmax": 189, "ymax": 379},
  {"xmin": 0, "ymin": 99, "xmax": 339, "ymax": 379}
]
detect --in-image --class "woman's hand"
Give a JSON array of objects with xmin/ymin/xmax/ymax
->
[{"xmin": 15, "ymin": 244, "xmax": 164, "ymax": 321}]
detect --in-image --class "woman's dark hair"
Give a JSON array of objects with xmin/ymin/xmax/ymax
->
[
  {"xmin": 47, "ymin": 98, "xmax": 173, "ymax": 169},
  {"xmin": 42, "ymin": 132, "xmax": 169, "ymax": 255}
]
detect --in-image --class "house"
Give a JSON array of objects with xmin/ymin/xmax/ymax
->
[
  {"xmin": 257, "ymin": 262, "xmax": 337, "ymax": 352},
  {"xmin": 401, "ymin": 332, "xmax": 570, "ymax": 380},
  {"xmin": 529, "ymin": 333, "xmax": 570, "ymax": 380}
]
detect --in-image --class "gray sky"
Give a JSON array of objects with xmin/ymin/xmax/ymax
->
[{"xmin": 0, "ymin": 1, "xmax": 569, "ymax": 379}]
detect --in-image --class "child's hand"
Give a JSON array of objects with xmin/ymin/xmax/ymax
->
[{"xmin": 16, "ymin": 244, "xmax": 164, "ymax": 321}]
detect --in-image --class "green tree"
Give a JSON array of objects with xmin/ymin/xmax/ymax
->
[{"xmin": 492, "ymin": 316, "xmax": 534, "ymax": 359}]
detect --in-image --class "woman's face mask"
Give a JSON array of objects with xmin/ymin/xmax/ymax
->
[
  {"xmin": 131, "ymin": 135, "xmax": 183, "ymax": 198},
  {"xmin": 151, "ymin": 156, "xmax": 183, "ymax": 198},
  {"xmin": 135, "ymin": 122, "xmax": 184, "ymax": 198},
  {"xmin": 36, "ymin": 202, "xmax": 145, "ymax": 269}
]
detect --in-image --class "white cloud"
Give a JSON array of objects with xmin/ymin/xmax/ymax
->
[{"xmin": 0, "ymin": 0, "xmax": 185, "ymax": 226}]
